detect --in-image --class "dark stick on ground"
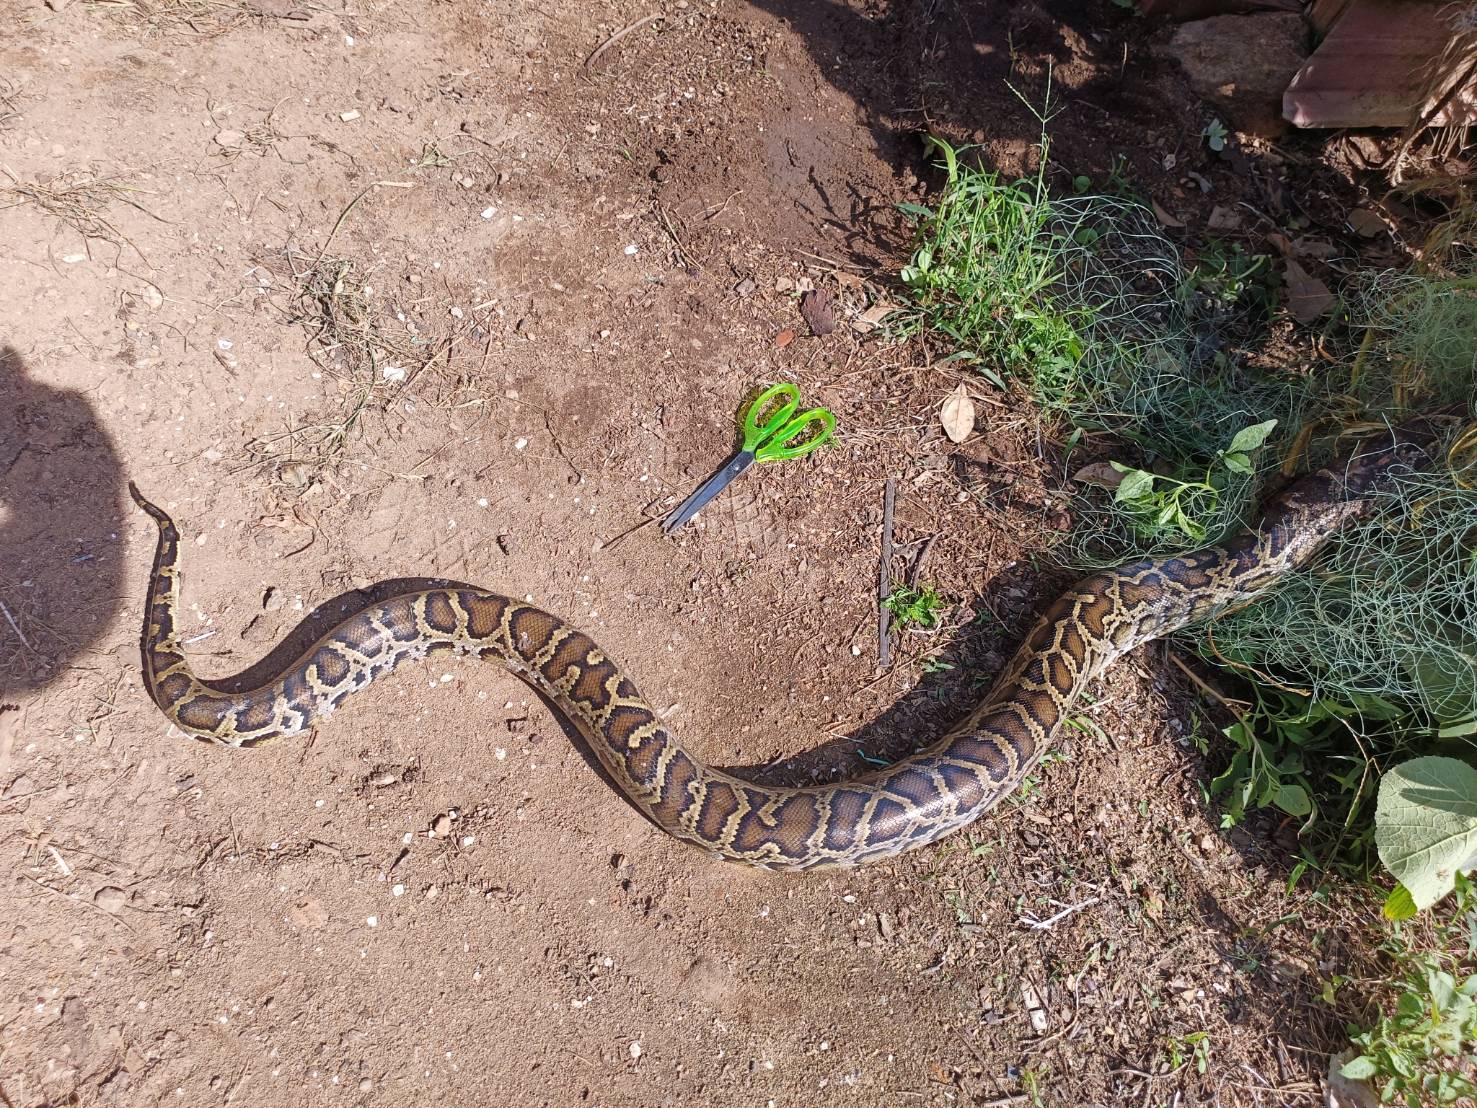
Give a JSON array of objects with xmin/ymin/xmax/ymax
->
[{"xmin": 878, "ymin": 477, "xmax": 896, "ymax": 669}]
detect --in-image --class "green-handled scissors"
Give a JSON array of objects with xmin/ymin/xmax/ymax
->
[{"xmin": 662, "ymin": 383, "xmax": 836, "ymax": 534}]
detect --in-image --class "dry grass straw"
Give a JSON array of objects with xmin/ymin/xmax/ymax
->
[
  {"xmin": 246, "ymin": 250, "xmax": 445, "ymax": 468},
  {"xmin": 1387, "ymin": 3, "xmax": 1477, "ymax": 183},
  {"xmin": 0, "ymin": 169, "xmax": 153, "ymax": 254},
  {"xmin": 84, "ymin": 0, "xmax": 263, "ymax": 36}
]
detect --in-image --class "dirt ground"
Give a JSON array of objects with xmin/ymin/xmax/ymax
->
[{"xmin": 0, "ymin": 1, "xmax": 1405, "ymax": 1105}]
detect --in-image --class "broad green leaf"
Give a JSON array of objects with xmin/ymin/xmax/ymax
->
[
  {"xmin": 1226, "ymin": 419, "xmax": 1278, "ymax": 455},
  {"xmin": 1382, "ymin": 883, "xmax": 1417, "ymax": 920},
  {"xmin": 1274, "ymin": 783, "xmax": 1312, "ymax": 817},
  {"xmin": 1425, "ymin": 968, "xmax": 1457, "ymax": 1011},
  {"xmin": 1338, "ymin": 1055, "xmax": 1378, "ymax": 1080},
  {"xmin": 1112, "ymin": 466, "xmax": 1156, "ymax": 504},
  {"xmin": 1220, "ymin": 451, "xmax": 1253, "ymax": 475},
  {"xmin": 1375, "ymin": 756, "xmax": 1477, "ymax": 911},
  {"xmin": 1438, "ymin": 716, "xmax": 1477, "ymax": 738}
]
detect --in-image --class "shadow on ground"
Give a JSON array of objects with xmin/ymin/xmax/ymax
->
[{"xmin": 0, "ymin": 345, "xmax": 125, "ymax": 699}]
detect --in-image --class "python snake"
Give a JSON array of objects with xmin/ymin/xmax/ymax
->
[{"xmin": 130, "ymin": 433, "xmax": 1422, "ymax": 870}]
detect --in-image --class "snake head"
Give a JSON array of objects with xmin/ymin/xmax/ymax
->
[{"xmin": 1333, "ymin": 423, "xmax": 1436, "ymax": 498}]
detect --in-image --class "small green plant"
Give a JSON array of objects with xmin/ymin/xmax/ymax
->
[
  {"xmin": 1182, "ymin": 241, "xmax": 1274, "ymax": 313},
  {"xmin": 1167, "ymin": 1031, "xmax": 1211, "ymax": 1075},
  {"xmin": 1105, "ymin": 419, "xmax": 1277, "ymax": 542},
  {"xmin": 1340, "ymin": 876, "xmax": 1477, "ymax": 1106},
  {"xmin": 1202, "ymin": 118, "xmax": 1229, "ymax": 152},
  {"xmin": 1206, "ymin": 687, "xmax": 1402, "ymax": 832},
  {"xmin": 884, "ymin": 586, "xmax": 947, "ymax": 630}
]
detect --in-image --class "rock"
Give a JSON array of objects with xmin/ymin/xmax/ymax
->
[
  {"xmin": 99, "ymin": 1068, "xmax": 132, "ymax": 1102},
  {"xmin": 94, "ymin": 887, "xmax": 129, "ymax": 914},
  {"xmin": 1164, "ymin": 13, "xmax": 1308, "ymax": 136},
  {"xmin": 2, "ymin": 774, "xmax": 33, "ymax": 800}
]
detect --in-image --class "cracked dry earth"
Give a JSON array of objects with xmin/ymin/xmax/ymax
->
[{"xmin": 2, "ymin": 0, "xmax": 1377, "ymax": 1105}]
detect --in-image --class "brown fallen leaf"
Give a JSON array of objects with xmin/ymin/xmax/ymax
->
[
  {"xmin": 774, "ymin": 328, "xmax": 795, "ymax": 348},
  {"xmin": 1347, "ymin": 208, "xmax": 1386, "ymax": 238},
  {"xmin": 1206, "ymin": 204, "xmax": 1241, "ymax": 231},
  {"xmin": 799, "ymin": 289, "xmax": 838, "ymax": 335},
  {"xmin": 1072, "ymin": 461, "xmax": 1125, "ymax": 490},
  {"xmin": 1151, "ymin": 199, "xmax": 1185, "ymax": 229},
  {"xmin": 851, "ymin": 300, "xmax": 897, "ymax": 334},
  {"xmin": 940, "ymin": 383, "xmax": 975, "ymax": 444},
  {"xmin": 1282, "ymin": 258, "xmax": 1336, "ymax": 324}
]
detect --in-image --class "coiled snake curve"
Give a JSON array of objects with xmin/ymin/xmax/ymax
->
[{"xmin": 130, "ymin": 432, "xmax": 1423, "ymax": 870}]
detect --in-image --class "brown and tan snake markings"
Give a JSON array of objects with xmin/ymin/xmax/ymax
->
[{"xmin": 127, "ymin": 433, "xmax": 1425, "ymax": 870}]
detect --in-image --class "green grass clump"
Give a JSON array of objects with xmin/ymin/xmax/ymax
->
[
  {"xmin": 884, "ymin": 586, "xmax": 947, "ymax": 630},
  {"xmin": 898, "ymin": 136, "xmax": 1085, "ymax": 393},
  {"xmin": 899, "ymin": 134, "xmax": 1306, "ymax": 562},
  {"xmin": 1345, "ymin": 270, "xmax": 1477, "ymax": 415}
]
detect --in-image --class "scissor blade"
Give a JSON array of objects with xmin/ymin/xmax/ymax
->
[{"xmin": 662, "ymin": 451, "xmax": 755, "ymax": 534}]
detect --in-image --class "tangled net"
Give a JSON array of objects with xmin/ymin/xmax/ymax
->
[{"xmin": 1202, "ymin": 443, "xmax": 1477, "ymax": 727}]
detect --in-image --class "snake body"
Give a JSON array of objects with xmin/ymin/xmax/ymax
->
[{"xmin": 130, "ymin": 434, "xmax": 1421, "ymax": 870}]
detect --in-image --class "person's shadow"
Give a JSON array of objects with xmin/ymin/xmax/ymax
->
[{"xmin": 0, "ymin": 345, "xmax": 126, "ymax": 700}]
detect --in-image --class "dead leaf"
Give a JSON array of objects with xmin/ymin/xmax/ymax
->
[
  {"xmin": 1206, "ymin": 204, "xmax": 1241, "ymax": 231},
  {"xmin": 852, "ymin": 300, "xmax": 897, "ymax": 334},
  {"xmin": 939, "ymin": 383, "xmax": 975, "ymax": 444},
  {"xmin": 1347, "ymin": 208, "xmax": 1386, "ymax": 238},
  {"xmin": 799, "ymin": 289, "xmax": 838, "ymax": 335},
  {"xmin": 1328, "ymin": 1050, "xmax": 1380, "ymax": 1108},
  {"xmin": 1293, "ymin": 236, "xmax": 1338, "ymax": 259},
  {"xmin": 1072, "ymin": 462, "xmax": 1125, "ymax": 490},
  {"xmin": 773, "ymin": 328, "xmax": 795, "ymax": 349},
  {"xmin": 1151, "ymin": 199, "xmax": 1184, "ymax": 229},
  {"xmin": 1282, "ymin": 258, "xmax": 1336, "ymax": 324}
]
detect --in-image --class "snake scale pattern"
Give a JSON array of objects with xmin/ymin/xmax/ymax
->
[{"xmin": 129, "ymin": 433, "xmax": 1421, "ymax": 870}]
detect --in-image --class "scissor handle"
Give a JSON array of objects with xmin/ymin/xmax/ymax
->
[
  {"xmin": 753, "ymin": 407, "xmax": 836, "ymax": 461},
  {"xmin": 740, "ymin": 382, "xmax": 836, "ymax": 462},
  {"xmin": 741, "ymin": 383, "xmax": 800, "ymax": 449}
]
